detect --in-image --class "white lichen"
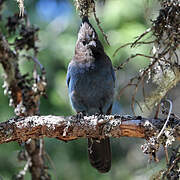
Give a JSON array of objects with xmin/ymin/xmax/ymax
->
[
  {"xmin": 14, "ymin": 102, "xmax": 26, "ymax": 115},
  {"xmin": 63, "ymin": 121, "xmax": 70, "ymax": 137},
  {"xmin": 16, "ymin": 0, "xmax": 24, "ymax": 16},
  {"xmin": 164, "ymin": 129, "xmax": 175, "ymax": 147}
]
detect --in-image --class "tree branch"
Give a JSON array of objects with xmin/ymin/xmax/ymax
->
[{"xmin": 0, "ymin": 115, "xmax": 179, "ymax": 144}]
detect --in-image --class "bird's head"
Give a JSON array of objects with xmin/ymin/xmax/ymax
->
[
  {"xmin": 77, "ymin": 21, "xmax": 97, "ymax": 50},
  {"xmin": 74, "ymin": 17, "xmax": 104, "ymax": 61}
]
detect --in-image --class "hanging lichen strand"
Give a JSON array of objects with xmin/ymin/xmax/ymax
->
[
  {"xmin": 75, "ymin": 0, "xmax": 95, "ymax": 17},
  {"xmin": 16, "ymin": 0, "xmax": 24, "ymax": 16}
]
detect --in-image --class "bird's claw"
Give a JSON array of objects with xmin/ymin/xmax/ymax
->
[
  {"xmin": 74, "ymin": 112, "xmax": 84, "ymax": 121},
  {"xmin": 96, "ymin": 113, "xmax": 108, "ymax": 125}
]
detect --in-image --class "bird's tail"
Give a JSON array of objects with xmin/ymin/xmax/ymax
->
[{"xmin": 88, "ymin": 137, "xmax": 111, "ymax": 173}]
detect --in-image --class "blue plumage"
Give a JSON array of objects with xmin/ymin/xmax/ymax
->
[{"xmin": 67, "ymin": 58, "xmax": 115, "ymax": 115}]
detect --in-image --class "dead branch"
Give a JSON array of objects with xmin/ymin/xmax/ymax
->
[
  {"xmin": 93, "ymin": 5, "xmax": 110, "ymax": 46},
  {"xmin": 0, "ymin": 114, "xmax": 179, "ymax": 144}
]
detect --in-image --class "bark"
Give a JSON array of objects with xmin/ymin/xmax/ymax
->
[{"xmin": 0, "ymin": 115, "xmax": 179, "ymax": 144}]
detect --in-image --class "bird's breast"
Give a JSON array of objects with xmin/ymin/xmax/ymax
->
[{"xmin": 68, "ymin": 61, "xmax": 114, "ymax": 112}]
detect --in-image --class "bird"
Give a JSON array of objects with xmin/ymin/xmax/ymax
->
[{"xmin": 66, "ymin": 16, "xmax": 115, "ymax": 173}]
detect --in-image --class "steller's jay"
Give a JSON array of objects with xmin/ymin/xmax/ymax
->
[{"xmin": 66, "ymin": 16, "xmax": 115, "ymax": 173}]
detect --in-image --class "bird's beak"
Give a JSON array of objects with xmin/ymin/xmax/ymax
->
[{"xmin": 88, "ymin": 40, "xmax": 96, "ymax": 48}]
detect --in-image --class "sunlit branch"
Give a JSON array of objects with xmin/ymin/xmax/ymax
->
[{"xmin": 0, "ymin": 115, "xmax": 179, "ymax": 144}]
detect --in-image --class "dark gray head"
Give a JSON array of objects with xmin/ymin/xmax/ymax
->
[{"xmin": 75, "ymin": 18, "xmax": 104, "ymax": 55}]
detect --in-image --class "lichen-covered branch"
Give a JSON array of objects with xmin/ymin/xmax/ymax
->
[{"xmin": 0, "ymin": 115, "xmax": 179, "ymax": 144}]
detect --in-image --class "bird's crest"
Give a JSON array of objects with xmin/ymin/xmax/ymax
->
[
  {"xmin": 74, "ymin": 16, "xmax": 104, "ymax": 61},
  {"xmin": 76, "ymin": 16, "xmax": 98, "ymax": 44}
]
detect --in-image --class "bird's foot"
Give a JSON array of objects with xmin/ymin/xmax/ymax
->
[
  {"xmin": 95, "ymin": 113, "xmax": 108, "ymax": 126},
  {"xmin": 95, "ymin": 113, "xmax": 104, "ymax": 119},
  {"xmin": 72, "ymin": 112, "xmax": 85, "ymax": 122}
]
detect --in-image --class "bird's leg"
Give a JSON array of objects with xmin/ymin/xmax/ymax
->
[
  {"xmin": 96, "ymin": 107, "xmax": 110, "ymax": 125},
  {"xmin": 76, "ymin": 111, "xmax": 85, "ymax": 121},
  {"xmin": 96, "ymin": 108, "xmax": 106, "ymax": 125},
  {"xmin": 97, "ymin": 114, "xmax": 107, "ymax": 125},
  {"xmin": 71, "ymin": 112, "xmax": 85, "ymax": 121},
  {"xmin": 106, "ymin": 104, "xmax": 112, "ymax": 115}
]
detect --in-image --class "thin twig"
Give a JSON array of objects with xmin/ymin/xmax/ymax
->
[
  {"xmin": 157, "ymin": 99, "xmax": 172, "ymax": 139},
  {"xmin": 16, "ymin": 157, "xmax": 31, "ymax": 179},
  {"xmin": 116, "ymin": 77, "xmax": 137, "ymax": 100},
  {"xmin": 113, "ymin": 41, "xmax": 154, "ymax": 57},
  {"xmin": 173, "ymin": 51, "xmax": 179, "ymax": 64},
  {"xmin": 93, "ymin": 6, "xmax": 110, "ymax": 46},
  {"xmin": 25, "ymin": 55, "xmax": 45, "ymax": 72},
  {"xmin": 142, "ymin": 78, "xmax": 146, "ymax": 103},
  {"xmin": 45, "ymin": 152, "xmax": 58, "ymax": 180},
  {"xmin": 113, "ymin": 42, "xmax": 133, "ymax": 57},
  {"xmin": 131, "ymin": 85, "xmax": 138, "ymax": 115},
  {"xmin": 115, "ymin": 53, "xmax": 155, "ymax": 70},
  {"xmin": 131, "ymin": 28, "xmax": 152, "ymax": 47},
  {"xmin": 130, "ymin": 56, "xmax": 160, "ymax": 114},
  {"xmin": 168, "ymin": 156, "xmax": 180, "ymax": 172},
  {"xmin": 135, "ymin": 99, "xmax": 143, "ymax": 112}
]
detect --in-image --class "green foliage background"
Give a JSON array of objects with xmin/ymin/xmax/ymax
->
[{"xmin": 0, "ymin": 0, "xmax": 169, "ymax": 179}]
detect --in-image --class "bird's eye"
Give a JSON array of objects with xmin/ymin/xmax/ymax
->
[{"xmin": 82, "ymin": 40, "xmax": 86, "ymax": 46}]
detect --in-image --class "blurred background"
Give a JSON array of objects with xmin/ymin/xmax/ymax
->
[{"xmin": 0, "ymin": 0, "xmax": 179, "ymax": 179}]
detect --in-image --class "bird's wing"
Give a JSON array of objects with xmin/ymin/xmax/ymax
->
[
  {"xmin": 66, "ymin": 63, "xmax": 72, "ymax": 88},
  {"xmin": 105, "ymin": 55, "xmax": 116, "ymax": 85},
  {"xmin": 111, "ymin": 66, "xmax": 116, "ymax": 83}
]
